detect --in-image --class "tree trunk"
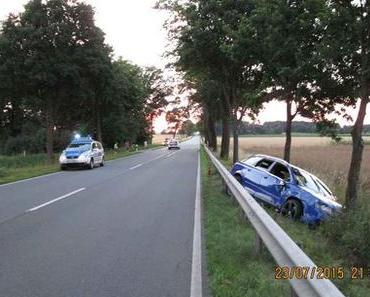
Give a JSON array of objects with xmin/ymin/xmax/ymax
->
[
  {"xmin": 284, "ymin": 97, "xmax": 293, "ymax": 162},
  {"xmin": 203, "ymin": 106, "xmax": 210, "ymax": 146},
  {"xmin": 45, "ymin": 103, "xmax": 54, "ymax": 164},
  {"xmin": 208, "ymin": 115, "xmax": 217, "ymax": 151},
  {"xmin": 220, "ymin": 87, "xmax": 232, "ymax": 160},
  {"xmin": 220, "ymin": 114, "xmax": 230, "ymax": 159},
  {"xmin": 345, "ymin": 96, "xmax": 368, "ymax": 209},
  {"xmin": 232, "ymin": 115, "xmax": 239, "ymax": 164},
  {"xmin": 96, "ymin": 104, "xmax": 103, "ymax": 143}
]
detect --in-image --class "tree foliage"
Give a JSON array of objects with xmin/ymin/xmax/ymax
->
[{"xmin": 0, "ymin": 0, "xmax": 169, "ymax": 161}]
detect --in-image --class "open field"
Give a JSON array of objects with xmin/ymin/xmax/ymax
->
[{"xmin": 218, "ymin": 136, "xmax": 370, "ymax": 202}]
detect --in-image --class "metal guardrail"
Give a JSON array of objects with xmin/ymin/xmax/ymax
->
[{"xmin": 203, "ymin": 144, "xmax": 345, "ymax": 297}]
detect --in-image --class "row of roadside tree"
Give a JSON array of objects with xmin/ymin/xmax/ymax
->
[
  {"xmin": 0, "ymin": 0, "xmax": 171, "ymax": 162},
  {"xmin": 157, "ymin": 0, "xmax": 370, "ymax": 209}
]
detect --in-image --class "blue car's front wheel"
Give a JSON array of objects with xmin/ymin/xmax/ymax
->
[{"xmin": 281, "ymin": 199, "xmax": 303, "ymax": 221}]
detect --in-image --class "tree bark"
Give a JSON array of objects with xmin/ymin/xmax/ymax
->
[
  {"xmin": 345, "ymin": 95, "xmax": 369, "ymax": 209},
  {"xmin": 203, "ymin": 106, "xmax": 210, "ymax": 146},
  {"xmin": 96, "ymin": 103, "xmax": 103, "ymax": 143},
  {"xmin": 284, "ymin": 97, "xmax": 294, "ymax": 162},
  {"xmin": 220, "ymin": 113, "xmax": 230, "ymax": 159},
  {"xmin": 208, "ymin": 114, "xmax": 217, "ymax": 151},
  {"xmin": 45, "ymin": 102, "xmax": 54, "ymax": 164},
  {"xmin": 232, "ymin": 117, "xmax": 239, "ymax": 164},
  {"xmin": 220, "ymin": 86, "xmax": 232, "ymax": 159}
]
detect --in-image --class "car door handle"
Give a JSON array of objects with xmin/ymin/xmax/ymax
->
[{"xmin": 263, "ymin": 176, "xmax": 268, "ymax": 179}]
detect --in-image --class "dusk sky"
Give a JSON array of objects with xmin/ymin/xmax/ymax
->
[{"xmin": 1, "ymin": 0, "xmax": 369, "ymax": 132}]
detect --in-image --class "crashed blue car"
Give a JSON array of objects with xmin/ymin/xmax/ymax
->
[{"xmin": 230, "ymin": 154, "xmax": 342, "ymax": 224}]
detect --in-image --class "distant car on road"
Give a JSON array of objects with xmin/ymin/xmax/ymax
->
[
  {"xmin": 168, "ymin": 139, "xmax": 180, "ymax": 150},
  {"xmin": 230, "ymin": 154, "xmax": 342, "ymax": 224},
  {"xmin": 59, "ymin": 137, "xmax": 105, "ymax": 170}
]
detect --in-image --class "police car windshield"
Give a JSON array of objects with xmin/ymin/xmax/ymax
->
[{"xmin": 68, "ymin": 143, "xmax": 91, "ymax": 149}]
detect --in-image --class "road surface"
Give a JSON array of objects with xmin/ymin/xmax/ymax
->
[{"xmin": 0, "ymin": 137, "xmax": 201, "ymax": 297}]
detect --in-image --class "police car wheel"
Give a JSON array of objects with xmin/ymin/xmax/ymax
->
[
  {"xmin": 60, "ymin": 165, "xmax": 67, "ymax": 171},
  {"xmin": 100, "ymin": 157, "xmax": 105, "ymax": 167},
  {"xmin": 89, "ymin": 158, "xmax": 94, "ymax": 169}
]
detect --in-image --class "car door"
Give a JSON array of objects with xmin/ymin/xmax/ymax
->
[
  {"xmin": 97, "ymin": 142, "xmax": 104, "ymax": 162},
  {"xmin": 246, "ymin": 158, "xmax": 274, "ymax": 201},
  {"xmin": 91, "ymin": 142, "xmax": 100, "ymax": 163},
  {"xmin": 259, "ymin": 162, "xmax": 290, "ymax": 207}
]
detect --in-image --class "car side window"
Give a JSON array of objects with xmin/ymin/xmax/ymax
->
[
  {"xmin": 97, "ymin": 142, "xmax": 102, "ymax": 149},
  {"xmin": 270, "ymin": 162, "xmax": 290, "ymax": 181},
  {"xmin": 255, "ymin": 158, "xmax": 273, "ymax": 170},
  {"xmin": 92, "ymin": 143, "xmax": 97, "ymax": 150}
]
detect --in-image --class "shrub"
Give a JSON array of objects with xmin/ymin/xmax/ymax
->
[
  {"xmin": 0, "ymin": 167, "xmax": 7, "ymax": 178},
  {"xmin": 322, "ymin": 195, "xmax": 370, "ymax": 266}
]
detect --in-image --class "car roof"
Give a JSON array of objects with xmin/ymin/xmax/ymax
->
[{"xmin": 252, "ymin": 154, "xmax": 290, "ymax": 166}]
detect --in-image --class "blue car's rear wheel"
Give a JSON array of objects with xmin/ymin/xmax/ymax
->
[{"xmin": 281, "ymin": 199, "xmax": 303, "ymax": 221}]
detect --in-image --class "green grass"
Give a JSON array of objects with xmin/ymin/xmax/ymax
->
[
  {"xmin": 0, "ymin": 144, "xmax": 161, "ymax": 185},
  {"xmin": 201, "ymin": 148, "xmax": 289, "ymax": 297},
  {"xmin": 218, "ymin": 156, "xmax": 370, "ymax": 296}
]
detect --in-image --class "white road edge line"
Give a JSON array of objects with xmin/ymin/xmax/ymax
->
[
  {"xmin": 129, "ymin": 164, "xmax": 143, "ymax": 170},
  {"xmin": 0, "ymin": 172, "xmax": 62, "ymax": 188},
  {"xmin": 27, "ymin": 188, "xmax": 86, "ymax": 212},
  {"xmin": 190, "ymin": 147, "xmax": 202, "ymax": 297}
]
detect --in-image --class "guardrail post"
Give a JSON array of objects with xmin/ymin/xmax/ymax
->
[
  {"xmin": 252, "ymin": 231, "xmax": 262, "ymax": 256},
  {"xmin": 291, "ymin": 287, "xmax": 298, "ymax": 297}
]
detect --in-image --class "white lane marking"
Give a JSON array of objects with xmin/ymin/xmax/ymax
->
[
  {"xmin": 0, "ymin": 172, "xmax": 62, "ymax": 188},
  {"xmin": 150, "ymin": 153, "xmax": 168, "ymax": 162},
  {"xmin": 164, "ymin": 152, "xmax": 177, "ymax": 159},
  {"xmin": 129, "ymin": 164, "xmax": 143, "ymax": 170},
  {"xmin": 190, "ymin": 149, "xmax": 202, "ymax": 297},
  {"xmin": 27, "ymin": 188, "xmax": 85, "ymax": 212}
]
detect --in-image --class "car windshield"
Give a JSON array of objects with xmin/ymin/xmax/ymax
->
[
  {"xmin": 313, "ymin": 176, "xmax": 333, "ymax": 197},
  {"xmin": 68, "ymin": 143, "xmax": 91, "ymax": 150},
  {"xmin": 293, "ymin": 168, "xmax": 320, "ymax": 193}
]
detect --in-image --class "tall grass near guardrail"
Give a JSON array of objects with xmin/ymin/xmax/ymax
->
[{"xmin": 201, "ymin": 148, "xmax": 289, "ymax": 297}]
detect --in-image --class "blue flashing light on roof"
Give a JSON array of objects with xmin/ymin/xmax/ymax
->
[{"xmin": 71, "ymin": 135, "xmax": 93, "ymax": 144}]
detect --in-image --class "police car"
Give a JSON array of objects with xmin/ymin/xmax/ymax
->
[{"xmin": 59, "ymin": 136, "xmax": 105, "ymax": 170}]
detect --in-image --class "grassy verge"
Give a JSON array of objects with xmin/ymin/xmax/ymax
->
[
  {"xmin": 201, "ymin": 147, "xmax": 289, "ymax": 297},
  {"xmin": 219, "ymin": 154, "xmax": 370, "ymax": 296},
  {"xmin": 0, "ymin": 144, "xmax": 161, "ymax": 185}
]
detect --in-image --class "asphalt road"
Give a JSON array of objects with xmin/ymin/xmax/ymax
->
[{"xmin": 0, "ymin": 137, "xmax": 200, "ymax": 297}]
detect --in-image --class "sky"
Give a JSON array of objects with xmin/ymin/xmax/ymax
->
[{"xmin": 1, "ymin": 0, "xmax": 369, "ymax": 132}]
